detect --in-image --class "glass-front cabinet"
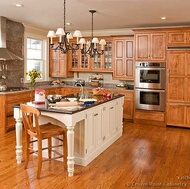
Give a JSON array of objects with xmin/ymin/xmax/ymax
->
[
  {"xmin": 68, "ymin": 37, "xmax": 113, "ymax": 72},
  {"xmin": 91, "ymin": 39, "xmax": 113, "ymax": 72}
]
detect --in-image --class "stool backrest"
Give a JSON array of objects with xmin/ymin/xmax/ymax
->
[{"xmin": 20, "ymin": 104, "xmax": 41, "ymax": 137}]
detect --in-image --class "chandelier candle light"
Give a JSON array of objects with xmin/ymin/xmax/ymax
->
[
  {"xmin": 47, "ymin": 0, "xmax": 82, "ymax": 53},
  {"xmin": 47, "ymin": 0, "xmax": 106, "ymax": 57}
]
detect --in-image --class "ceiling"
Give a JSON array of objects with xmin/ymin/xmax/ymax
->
[{"xmin": 1, "ymin": 0, "xmax": 190, "ymax": 33}]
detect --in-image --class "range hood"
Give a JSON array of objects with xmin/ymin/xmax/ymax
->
[{"xmin": 0, "ymin": 17, "xmax": 23, "ymax": 61}]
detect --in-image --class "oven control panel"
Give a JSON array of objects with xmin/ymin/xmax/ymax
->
[{"xmin": 136, "ymin": 62, "xmax": 165, "ymax": 68}]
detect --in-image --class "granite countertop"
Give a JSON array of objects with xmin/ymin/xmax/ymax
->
[
  {"xmin": 0, "ymin": 84, "xmax": 134, "ymax": 95},
  {"xmin": 13, "ymin": 93, "xmax": 124, "ymax": 114}
]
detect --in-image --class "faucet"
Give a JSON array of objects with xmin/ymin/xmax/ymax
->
[{"xmin": 77, "ymin": 83, "xmax": 88, "ymax": 100}]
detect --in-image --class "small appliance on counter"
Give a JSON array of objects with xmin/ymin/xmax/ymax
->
[
  {"xmin": 0, "ymin": 82, "xmax": 7, "ymax": 91},
  {"xmin": 74, "ymin": 79, "xmax": 85, "ymax": 86},
  {"xmin": 89, "ymin": 74, "xmax": 103, "ymax": 87}
]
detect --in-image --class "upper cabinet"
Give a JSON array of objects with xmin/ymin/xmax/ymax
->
[
  {"xmin": 91, "ymin": 38, "xmax": 113, "ymax": 72},
  {"xmin": 167, "ymin": 30, "xmax": 190, "ymax": 46},
  {"xmin": 49, "ymin": 39, "xmax": 74, "ymax": 78},
  {"xmin": 68, "ymin": 37, "xmax": 113, "ymax": 72},
  {"xmin": 113, "ymin": 36, "xmax": 134, "ymax": 80},
  {"xmin": 134, "ymin": 31, "xmax": 166, "ymax": 61}
]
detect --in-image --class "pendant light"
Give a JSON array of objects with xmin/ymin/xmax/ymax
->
[
  {"xmin": 47, "ymin": 0, "xmax": 82, "ymax": 54},
  {"xmin": 79, "ymin": 10, "xmax": 106, "ymax": 58}
]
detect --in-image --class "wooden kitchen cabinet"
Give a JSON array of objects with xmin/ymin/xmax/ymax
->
[
  {"xmin": 49, "ymin": 39, "xmax": 74, "ymax": 78},
  {"xmin": 109, "ymin": 89, "xmax": 134, "ymax": 120},
  {"xmin": 134, "ymin": 31, "xmax": 166, "ymax": 61},
  {"xmin": 113, "ymin": 36, "xmax": 134, "ymax": 80},
  {"xmin": 45, "ymin": 87, "xmax": 62, "ymax": 95},
  {"xmin": 91, "ymin": 38, "xmax": 113, "ymax": 72},
  {"xmin": 167, "ymin": 31, "xmax": 190, "ymax": 46},
  {"xmin": 0, "ymin": 91, "xmax": 33, "ymax": 133},
  {"xmin": 68, "ymin": 37, "xmax": 113, "ymax": 72},
  {"xmin": 166, "ymin": 50, "xmax": 190, "ymax": 127},
  {"xmin": 167, "ymin": 50, "xmax": 190, "ymax": 102}
]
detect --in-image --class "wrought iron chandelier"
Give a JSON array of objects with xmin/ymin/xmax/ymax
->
[
  {"xmin": 47, "ymin": 0, "xmax": 82, "ymax": 54},
  {"xmin": 79, "ymin": 10, "xmax": 106, "ymax": 58}
]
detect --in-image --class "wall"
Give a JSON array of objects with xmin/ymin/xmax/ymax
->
[{"xmin": 3, "ymin": 19, "xmax": 24, "ymax": 87}]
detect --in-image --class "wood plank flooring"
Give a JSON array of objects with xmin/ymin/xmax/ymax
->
[{"xmin": 1, "ymin": 122, "xmax": 190, "ymax": 189}]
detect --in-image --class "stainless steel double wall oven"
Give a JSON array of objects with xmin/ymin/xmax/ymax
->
[{"xmin": 135, "ymin": 62, "xmax": 166, "ymax": 111}]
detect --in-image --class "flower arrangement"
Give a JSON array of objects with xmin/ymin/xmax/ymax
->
[{"xmin": 26, "ymin": 69, "xmax": 41, "ymax": 87}]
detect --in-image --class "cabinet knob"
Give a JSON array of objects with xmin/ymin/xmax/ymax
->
[{"xmin": 94, "ymin": 113, "xmax": 98, "ymax": 116}]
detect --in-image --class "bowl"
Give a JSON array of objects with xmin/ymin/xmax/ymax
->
[
  {"xmin": 47, "ymin": 94, "xmax": 62, "ymax": 103},
  {"xmin": 80, "ymin": 98, "xmax": 97, "ymax": 105}
]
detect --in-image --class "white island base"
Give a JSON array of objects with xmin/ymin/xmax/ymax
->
[{"xmin": 14, "ymin": 96, "xmax": 124, "ymax": 176}]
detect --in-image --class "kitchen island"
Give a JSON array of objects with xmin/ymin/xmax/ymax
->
[{"xmin": 13, "ymin": 93, "xmax": 124, "ymax": 177}]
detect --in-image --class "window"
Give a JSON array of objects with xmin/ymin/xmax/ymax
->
[{"xmin": 25, "ymin": 34, "xmax": 48, "ymax": 82}]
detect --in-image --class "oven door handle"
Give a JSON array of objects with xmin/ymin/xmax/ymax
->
[
  {"xmin": 136, "ymin": 88, "xmax": 165, "ymax": 93},
  {"xmin": 135, "ymin": 67, "xmax": 165, "ymax": 70}
]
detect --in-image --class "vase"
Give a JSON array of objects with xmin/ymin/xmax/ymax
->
[{"xmin": 30, "ymin": 79, "xmax": 36, "ymax": 87}]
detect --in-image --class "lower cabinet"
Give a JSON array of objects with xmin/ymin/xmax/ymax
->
[
  {"xmin": 167, "ymin": 103, "xmax": 190, "ymax": 128},
  {"xmin": 108, "ymin": 89, "xmax": 134, "ymax": 120},
  {"xmin": 74, "ymin": 97, "xmax": 124, "ymax": 166},
  {"xmin": 0, "ymin": 91, "xmax": 33, "ymax": 133}
]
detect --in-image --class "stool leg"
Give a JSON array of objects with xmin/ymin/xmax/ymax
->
[
  {"xmin": 37, "ymin": 139, "xmax": 42, "ymax": 179},
  {"xmin": 48, "ymin": 138, "xmax": 52, "ymax": 159},
  {"xmin": 24, "ymin": 133, "xmax": 30, "ymax": 169}
]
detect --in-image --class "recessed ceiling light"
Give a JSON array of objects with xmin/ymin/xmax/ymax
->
[
  {"xmin": 66, "ymin": 23, "xmax": 71, "ymax": 26},
  {"xmin": 161, "ymin": 17, "xmax": 167, "ymax": 20},
  {"xmin": 15, "ymin": 3, "xmax": 23, "ymax": 7}
]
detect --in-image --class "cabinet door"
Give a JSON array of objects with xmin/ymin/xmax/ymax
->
[
  {"xmin": 167, "ymin": 104, "xmax": 185, "ymax": 126},
  {"xmin": 167, "ymin": 51, "xmax": 186, "ymax": 102},
  {"xmin": 49, "ymin": 49, "xmax": 72, "ymax": 78},
  {"xmin": 167, "ymin": 31, "xmax": 188, "ymax": 45},
  {"xmin": 113, "ymin": 38, "xmax": 134, "ymax": 80},
  {"xmin": 135, "ymin": 32, "xmax": 166, "ymax": 61},
  {"xmin": 102, "ymin": 106, "xmax": 110, "ymax": 141},
  {"xmin": 103, "ymin": 41, "xmax": 113, "ymax": 70},
  {"xmin": 125, "ymin": 40, "xmax": 134, "ymax": 79},
  {"xmin": 151, "ymin": 33, "xmax": 166, "ymax": 61},
  {"xmin": 94, "ymin": 109, "xmax": 103, "ymax": 147},
  {"xmin": 167, "ymin": 78, "xmax": 186, "ymax": 102},
  {"xmin": 86, "ymin": 111, "xmax": 96, "ymax": 155},
  {"xmin": 123, "ymin": 98, "xmax": 134, "ymax": 119},
  {"xmin": 108, "ymin": 103, "xmax": 117, "ymax": 135},
  {"xmin": 186, "ymin": 106, "xmax": 190, "ymax": 125},
  {"xmin": 86, "ymin": 108, "xmax": 103, "ymax": 154},
  {"xmin": 114, "ymin": 40, "xmax": 125, "ymax": 78},
  {"xmin": 135, "ymin": 34, "xmax": 150, "ymax": 60}
]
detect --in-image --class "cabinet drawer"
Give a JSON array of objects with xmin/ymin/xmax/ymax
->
[
  {"xmin": 6, "ymin": 92, "xmax": 32, "ymax": 102},
  {"xmin": 135, "ymin": 110, "xmax": 165, "ymax": 122}
]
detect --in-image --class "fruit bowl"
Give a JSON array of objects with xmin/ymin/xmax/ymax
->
[{"xmin": 92, "ymin": 87, "xmax": 107, "ymax": 96}]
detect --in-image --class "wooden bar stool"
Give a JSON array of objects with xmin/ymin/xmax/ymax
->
[{"xmin": 20, "ymin": 104, "xmax": 67, "ymax": 179}]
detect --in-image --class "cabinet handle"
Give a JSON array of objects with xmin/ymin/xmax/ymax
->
[
  {"xmin": 94, "ymin": 113, "xmax": 98, "ymax": 116},
  {"xmin": 167, "ymin": 69, "xmax": 170, "ymax": 83},
  {"xmin": 110, "ymin": 107, "xmax": 114, "ymax": 109}
]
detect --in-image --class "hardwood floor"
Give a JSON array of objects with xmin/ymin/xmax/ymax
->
[{"xmin": 1, "ymin": 122, "xmax": 190, "ymax": 189}]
